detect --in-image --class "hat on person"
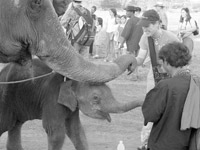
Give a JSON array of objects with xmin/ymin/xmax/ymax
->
[
  {"xmin": 138, "ymin": 9, "xmax": 160, "ymax": 27},
  {"xmin": 74, "ymin": 0, "xmax": 82, "ymax": 3},
  {"xmin": 154, "ymin": 2, "xmax": 164, "ymax": 8},
  {"xmin": 124, "ymin": 5, "xmax": 136, "ymax": 12}
]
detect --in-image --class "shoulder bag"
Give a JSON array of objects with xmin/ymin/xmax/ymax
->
[{"xmin": 148, "ymin": 37, "xmax": 170, "ymax": 84}]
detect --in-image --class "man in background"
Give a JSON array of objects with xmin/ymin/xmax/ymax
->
[
  {"xmin": 89, "ymin": 6, "xmax": 97, "ymax": 57},
  {"xmin": 135, "ymin": 6, "xmax": 142, "ymax": 18},
  {"xmin": 154, "ymin": 2, "xmax": 168, "ymax": 30},
  {"xmin": 120, "ymin": 5, "xmax": 143, "ymax": 80}
]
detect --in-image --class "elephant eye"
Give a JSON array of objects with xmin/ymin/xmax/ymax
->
[
  {"xmin": 28, "ymin": 0, "xmax": 44, "ymax": 18},
  {"xmin": 93, "ymin": 95, "xmax": 100, "ymax": 104},
  {"xmin": 93, "ymin": 95, "xmax": 98, "ymax": 100}
]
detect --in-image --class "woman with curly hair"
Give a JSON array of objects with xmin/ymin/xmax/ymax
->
[{"xmin": 141, "ymin": 42, "xmax": 200, "ymax": 150}]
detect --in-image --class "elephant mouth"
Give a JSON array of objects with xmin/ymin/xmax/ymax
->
[{"xmin": 96, "ymin": 110, "xmax": 111, "ymax": 122}]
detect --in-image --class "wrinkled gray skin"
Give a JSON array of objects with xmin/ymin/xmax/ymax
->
[
  {"xmin": 0, "ymin": 59, "xmax": 142, "ymax": 150},
  {"xmin": 0, "ymin": 0, "xmax": 136, "ymax": 83}
]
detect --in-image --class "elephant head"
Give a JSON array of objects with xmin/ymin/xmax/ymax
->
[
  {"xmin": 58, "ymin": 80, "xmax": 143, "ymax": 122},
  {"xmin": 0, "ymin": 0, "xmax": 137, "ymax": 83}
]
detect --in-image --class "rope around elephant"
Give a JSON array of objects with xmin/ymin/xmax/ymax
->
[{"xmin": 0, "ymin": 71, "xmax": 54, "ymax": 84}]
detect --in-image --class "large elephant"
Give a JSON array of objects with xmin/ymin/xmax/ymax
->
[
  {"xmin": 0, "ymin": 59, "xmax": 142, "ymax": 150},
  {"xmin": 0, "ymin": 0, "xmax": 136, "ymax": 83}
]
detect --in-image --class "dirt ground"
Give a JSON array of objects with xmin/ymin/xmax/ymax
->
[{"xmin": 0, "ymin": 11, "xmax": 200, "ymax": 150}]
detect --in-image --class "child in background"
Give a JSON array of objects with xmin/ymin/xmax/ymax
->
[
  {"xmin": 114, "ymin": 15, "xmax": 121, "ymax": 58},
  {"xmin": 118, "ymin": 15, "xmax": 127, "ymax": 56},
  {"xmin": 93, "ymin": 17, "xmax": 103, "ymax": 58}
]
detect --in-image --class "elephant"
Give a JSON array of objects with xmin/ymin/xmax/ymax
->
[
  {"xmin": 0, "ymin": 59, "xmax": 143, "ymax": 150},
  {"xmin": 0, "ymin": 0, "xmax": 137, "ymax": 83}
]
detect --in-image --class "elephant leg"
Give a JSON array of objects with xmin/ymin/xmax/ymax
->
[
  {"xmin": 6, "ymin": 122, "xmax": 24, "ymax": 150},
  {"xmin": 65, "ymin": 109, "xmax": 88, "ymax": 150},
  {"xmin": 42, "ymin": 104, "xmax": 67, "ymax": 150}
]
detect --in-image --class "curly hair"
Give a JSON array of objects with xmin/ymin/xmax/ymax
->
[{"xmin": 159, "ymin": 42, "xmax": 191, "ymax": 68}]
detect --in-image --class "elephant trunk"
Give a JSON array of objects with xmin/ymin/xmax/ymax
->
[
  {"xmin": 102, "ymin": 100, "xmax": 143, "ymax": 114},
  {"xmin": 34, "ymin": 4, "xmax": 137, "ymax": 83},
  {"xmin": 45, "ymin": 52, "xmax": 136, "ymax": 83}
]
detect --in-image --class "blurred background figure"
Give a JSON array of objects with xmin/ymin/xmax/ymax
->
[
  {"xmin": 93, "ymin": 17, "xmax": 103, "ymax": 59},
  {"xmin": 120, "ymin": 5, "xmax": 143, "ymax": 80},
  {"xmin": 118, "ymin": 15, "xmax": 127, "ymax": 56},
  {"xmin": 114, "ymin": 15, "xmax": 122, "ymax": 58},
  {"xmin": 104, "ymin": 8, "xmax": 118, "ymax": 62},
  {"xmin": 89, "ymin": 5, "xmax": 97, "ymax": 57},
  {"xmin": 154, "ymin": 2, "xmax": 168, "ymax": 30},
  {"xmin": 177, "ymin": 7, "xmax": 196, "ymax": 54},
  {"xmin": 135, "ymin": 6, "xmax": 142, "ymax": 18}
]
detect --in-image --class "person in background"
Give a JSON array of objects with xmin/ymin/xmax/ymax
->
[
  {"xmin": 91, "ymin": 5, "xmax": 97, "ymax": 20},
  {"xmin": 135, "ymin": 6, "xmax": 142, "ymax": 18},
  {"xmin": 89, "ymin": 5, "xmax": 97, "ymax": 57},
  {"xmin": 118, "ymin": 15, "xmax": 127, "ymax": 55},
  {"xmin": 154, "ymin": 2, "xmax": 168, "ymax": 30},
  {"xmin": 93, "ymin": 17, "xmax": 103, "ymax": 58},
  {"xmin": 177, "ymin": 7, "xmax": 196, "ymax": 42},
  {"xmin": 104, "ymin": 8, "xmax": 117, "ymax": 62},
  {"xmin": 120, "ymin": 5, "xmax": 143, "ymax": 80},
  {"xmin": 114, "ymin": 15, "xmax": 121, "ymax": 58},
  {"xmin": 126, "ymin": 9, "xmax": 180, "ymax": 150},
  {"xmin": 120, "ymin": 15, "xmax": 127, "ymax": 28},
  {"xmin": 142, "ymin": 42, "xmax": 198, "ymax": 150}
]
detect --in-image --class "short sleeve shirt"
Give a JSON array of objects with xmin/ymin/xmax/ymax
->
[
  {"xmin": 139, "ymin": 30, "xmax": 180, "ymax": 92},
  {"xmin": 142, "ymin": 75, "xmax": 192, "ymax": 150},
  {"xmin": 121, "ymin": 15, "xmax": 143, "ymax": 53}
]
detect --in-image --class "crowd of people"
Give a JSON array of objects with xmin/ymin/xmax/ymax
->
[
  {"xmin": 58, "ymin": 0, "xmax": 200, "ymax": 150},
  {"xmin": 91, "ymin": 3, "xmax": 199, "ymax": 150}
]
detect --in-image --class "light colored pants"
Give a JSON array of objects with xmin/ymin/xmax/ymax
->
[{"xmin": 105, "ymin": 32, "xmax": 115, "ymax": 61}]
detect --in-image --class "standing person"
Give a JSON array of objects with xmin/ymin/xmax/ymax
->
[
  {"xmin": 126, "ymin": 9, "xmax": 180, "ymax": 150},
  {"xmin": 104, "ymin": 8, "xmax": 117, "ymax": 62},
  {"xmin": 154, "ymin": 2, "xmax": 168, "ymax": 30},
  {"xmin": 177, "ymin": 7, "xmax": 196, "ymax": 54},
  {"xmin": 89, "ymin": 5, "xmax": 97, "ymax": 57},
  {"xmin": 93, "ymin": 17, "xmax": 103, "ymax": 58},
  {"xmin": 118, "ymin": 15, "xmax": 127, "ymax": 55},
  {"xmin": 135, "ymin": 6, "xmax": 142, "ymax": 18},
  {"xmin": 119, "ymin": 5, "xmax": 143, "ymax": 80},
  {"xmin": 71, "ymin": 0, "xmax": 94, "ymax": 58},
  {"xmin": 91, "ymin": 6, "xmax": 97, "ymax": 21},
  {"xmin": 114, "ymin": 15, "xmax": 121, "ymax": 58},
  {"xmin": 142, "ymin": 42, "xmax": 200, "ymax": 150},
  {"xmin": 120, "ymin": 5, "xmax": 143, "ymax": 56}
]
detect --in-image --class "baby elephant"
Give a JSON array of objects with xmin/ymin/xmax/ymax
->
[{"xmin": 0, "ymin": 59, "xmax": 142, "ymax": 150}]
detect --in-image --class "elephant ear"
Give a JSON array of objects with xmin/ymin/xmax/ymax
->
[{"xmin": 57, "ymin": 80, "xmax": 77, "ymax": 112}]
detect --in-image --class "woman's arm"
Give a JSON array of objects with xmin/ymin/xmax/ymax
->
[
  {"xmin": 128, "ymin": 48, "xmax": 148, "ymax": 72},
  {"xmin": 136, "ymin": 48, "xmax": 148, "ymax": 66}
]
